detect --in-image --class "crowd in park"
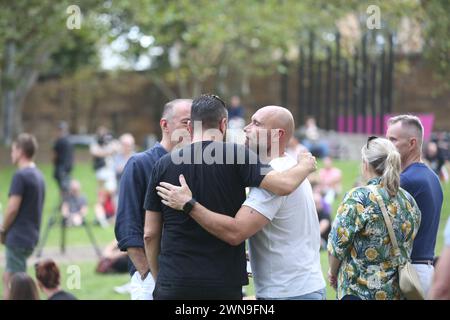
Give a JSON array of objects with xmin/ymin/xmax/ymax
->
[{"xmin": 0, "ymin": 94, "xmax": 449, "ymax": 300}]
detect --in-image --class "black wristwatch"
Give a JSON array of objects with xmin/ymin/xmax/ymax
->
[{"xmin": 182, "ymin": 198, "xmax": 197, "ymax": 214}]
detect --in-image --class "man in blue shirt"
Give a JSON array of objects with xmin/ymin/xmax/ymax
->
[
  {"xmin": 1, "ymin": 133, "xmax": 45, "ymax": 299},
  {"xmin": 114, "ymin": 99, "xmax": 192, "ymax": 300},
  {"xmin": 387, "ymin": 115, "xmax": 443, "ymax": 296}
]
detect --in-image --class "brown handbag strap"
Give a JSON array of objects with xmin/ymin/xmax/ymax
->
[{"xmin": 368, "ymin": 185, "xmax": 401, "ymax": 257}]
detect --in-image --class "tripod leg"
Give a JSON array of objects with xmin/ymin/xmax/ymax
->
[
  {"xmin": 83, "ymin": 221, "xmax": 102, "ymax": 259},
  {"xmin": 61, "ymin": 217, "xmax": 66, "ymax": 254},
  {"xmin": 35, "ymin": 206, "xmax": 59, "ymax": 258}
]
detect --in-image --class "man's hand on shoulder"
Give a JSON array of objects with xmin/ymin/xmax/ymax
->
[{"xmin": 157, "ymin": 174, "xmax": 192, "ymax": 211}]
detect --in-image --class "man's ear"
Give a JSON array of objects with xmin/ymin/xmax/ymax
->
[
  {"xmin": 160, "ymin": 119, "xmax": 169, "ymax": 133},
  {"xmin": 410, "ymin": 137, "xmax": 417, "ymax": 150},
  {"xmin": 219, "ymin": 118, "xmax": 227, "ymax": 134},
  {"xmin": 270, "ymin": 129, "xmax": 284, "ymax": 142}
]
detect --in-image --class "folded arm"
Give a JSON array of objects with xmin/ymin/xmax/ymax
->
[{"xmin": 114, "ymin": 157, "xmax": 150, "ymax": 277}]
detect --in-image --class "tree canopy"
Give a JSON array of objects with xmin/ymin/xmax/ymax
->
[{"xmin": 0, "ymin": 0, "xmax": 448, "ymax": 143}]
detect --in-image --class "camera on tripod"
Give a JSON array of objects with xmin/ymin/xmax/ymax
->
[{"xmin": 35, "ymin": 123, "xmax": 102, "ymax": 259}]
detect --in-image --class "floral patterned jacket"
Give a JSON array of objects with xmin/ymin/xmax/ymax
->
[{"xmin": 328, "ymin": 177, "xmax": 421, "ymax": 300}]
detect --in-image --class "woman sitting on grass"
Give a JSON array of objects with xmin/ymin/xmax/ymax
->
[{"xmin": 35, "ymin": 259, "xmax": 77, "ymax": 300}]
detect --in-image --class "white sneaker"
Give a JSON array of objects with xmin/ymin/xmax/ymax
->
[{"xmin": 114, "ymin": 282, "xmax": 131, "ymax": 295}]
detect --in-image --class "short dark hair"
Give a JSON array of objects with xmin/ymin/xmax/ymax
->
[
  {"xmin": 13, "ymin": 133, "xmax": 38, "ymax": 159},
  {"xmin": 191, "ymin": 94, "xmax": 228, "ymax": 129},
  {"xmin": 35, "ymin": 259, "xmax": 60, "ymax": 289},
  {"xmin": 388, "ymin": 114, "xmax": 424, "ymax": 147}
]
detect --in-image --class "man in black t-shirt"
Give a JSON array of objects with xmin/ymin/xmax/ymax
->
[
  {"xmin": 1, "ymin": 133, "xmax": 46, "ymax": 299},
  {"xmin": 53, "ymin": 122, "xmax": 74, "ymax": 195},
  {"xmin": 143, "ymin": 94, "xmax": 317, "ymax": 300}
]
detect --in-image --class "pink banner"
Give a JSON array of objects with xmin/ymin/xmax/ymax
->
[{"xmin": 337, "ymin": 114, "xmax": 434, "ymax": 140}]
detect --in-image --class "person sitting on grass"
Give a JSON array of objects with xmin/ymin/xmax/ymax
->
[
  {"xmin": 61, "ymin": 180, "xmax": 88, "ymax": 227},
  {"xmin": 8, "ymin": 272, "xmax": 40, "ymax": 300},
  {"xmin": 95, "ymin": 183, "xmax": 116, "ymax": 228},
  {"xmin": 317, "ymin": 156, "xmax": 342, "ymax": 206},
  {"xmin": 35, "ymin": 259, "xmax": 77, "ymax": 300},
  {"xmin": 96, "ymin": 240, "xmax": 129, "ymax": 274},
  {"xmin": 313, "ymin": 189, "xmax": 332, "ymax": 251}
]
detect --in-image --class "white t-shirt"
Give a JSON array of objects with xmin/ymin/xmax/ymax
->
[{"xmin": 244, "ymin": 154, "xmax": 325, "ymax": 298}]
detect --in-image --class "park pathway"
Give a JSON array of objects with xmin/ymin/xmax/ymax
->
[{"xmin": 0, "ymin": 245, "xmax": 101, "ymax": 267}]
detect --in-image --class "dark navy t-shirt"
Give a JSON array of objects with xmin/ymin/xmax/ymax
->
[
  {"xmin": 48, "ymin": 290, "xmax": 77, "ymax": 300},
  {"xmin": 7, "ymin": 167, "xmax": 45, "ymax": 249},
  {"xmin": 114, "ymin": 142, "xmax": 168, "ymax": 274},
  {"xmin": 53, "ymin": 136, "xmax": 74, "ymax": 172},
  {"xmin": 144, "ymin": 141, "xmax": 271, "ymax": 287},
  {"xmin": 400, "ymin": 162, "xmax": 443, "ymax": 261}
]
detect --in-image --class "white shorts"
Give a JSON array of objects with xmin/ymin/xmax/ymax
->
[
  {"xmin": 130, "ymin": 271, "xmax": 155, "ymax": 300},
  {"xmin": 412, "ymin": 263, "xmax": 434, "ymax": 297}
]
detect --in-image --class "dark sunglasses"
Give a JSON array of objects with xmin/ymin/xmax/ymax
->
[
  {"xmin": 366, "ymin": 136, "xmax": 378, "ymax": 149},
  {"xmin": 205, "ymin": 94, "xmax": 226, "ymax": 108}
]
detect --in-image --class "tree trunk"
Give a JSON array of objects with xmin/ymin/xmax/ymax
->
[
  {"xmin": 175, "ymin": 69, "xmax": 188, "ymax": 98},
  {"xmin": 12, "ymin": 67, "xmax": 40, "ymax": 140},
  {"xmin": 1, "ymin": 40, "xmax": 16, "ymax": 145},
  {"xmin": 217, "ymin": 64, "xmax": 229, "ymax": 97},
  {"xmin": 70, "ymin": 84, "xmax": 79, "ymax": 133},
  {"xmin": 192, "ymin": 78, "xmax": 202, "ymax": 97}
]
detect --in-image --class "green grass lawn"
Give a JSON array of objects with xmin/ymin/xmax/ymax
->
[{"xmin": 0, "ymin": 160, "xmax": 449, "ymax": 300}]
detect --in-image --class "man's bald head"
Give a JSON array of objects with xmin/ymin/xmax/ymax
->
[
  {"xmin": 255, "ymin": 106, "xmax": 295, "ymax": 140},
  {"xmin": 244, "ymin": 105, "xmax": 295, "ymax": 160}
]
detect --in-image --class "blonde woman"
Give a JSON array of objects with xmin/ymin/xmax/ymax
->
[{"xmin": 327, "ymin": 137, "xmax": 421, "ymax": 300}]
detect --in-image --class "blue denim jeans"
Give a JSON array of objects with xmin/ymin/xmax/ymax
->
[{"xmin": 258, "ymin": 287, "xmax": 327, "ymax": 300}]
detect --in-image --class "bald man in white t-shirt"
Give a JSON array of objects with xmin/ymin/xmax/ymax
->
[{"xmin": 157, "ymin": 106, "xmax": 326, "ymax": 300}]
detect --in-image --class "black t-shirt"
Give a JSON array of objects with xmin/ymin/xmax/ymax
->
[
  {"xmin": 48, "ymin": 290, "xmax": 77, "ymax": 300},
  {"xmin": 7, "ymin": 167, "xmax": 46, "ymax": 249},
  {"xmin": 53, "ymin": 136, "xmax": 74, "ymax": 172},
  {"xmin": 144, "ymin": 141, "xmax": 271, "ymax": 287}
]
